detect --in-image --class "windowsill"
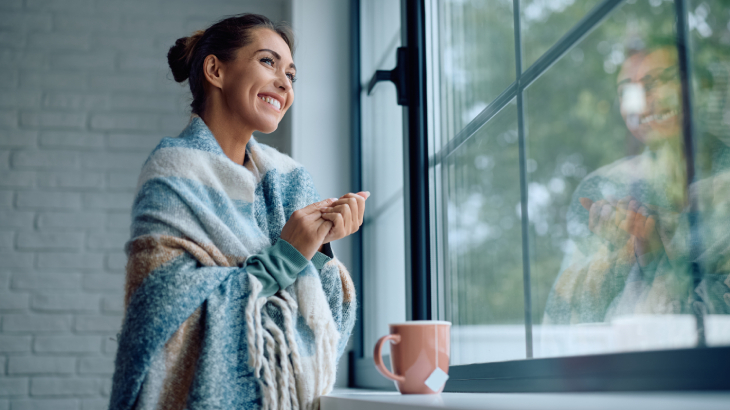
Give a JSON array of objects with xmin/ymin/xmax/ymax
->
[{"xmin": 321, "ymin": 388, "xmax": 730, "ymax": 410}]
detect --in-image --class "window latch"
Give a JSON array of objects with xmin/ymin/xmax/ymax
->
[{"xmin": 366, "ymin": 47, "xmax": 409, "ymax": 106}]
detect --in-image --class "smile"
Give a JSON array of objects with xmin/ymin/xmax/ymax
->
[
  {"xmin": 640, "ymin": 108, "xmax": 677, "ymax": 125},
  {"xmin": 258, "ymin": 95, "xmax": 282, "ymax": 111}
]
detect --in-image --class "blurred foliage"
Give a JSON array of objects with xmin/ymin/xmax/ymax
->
[
  {"xmin": 437, "ymin": 0, "xmax": 515, "ymax": 142},
  {"xmin": 440, "ymin": 0, "xmax": 730, "ymax": 325}
]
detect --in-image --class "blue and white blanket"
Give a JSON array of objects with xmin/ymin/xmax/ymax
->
[{"xmin": 108, "ymin": 116, "xmax": 357, "ymax": 410}]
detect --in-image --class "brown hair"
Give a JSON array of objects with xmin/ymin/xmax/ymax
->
[{"xmin": 167, "ymin": 13, "xmax": 295, "ymax": 116}]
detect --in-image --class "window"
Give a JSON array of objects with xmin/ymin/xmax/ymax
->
[
  {"xmin": 354, "ymin": 0, "xmax": 730, "ymax": 391},
  {"xmin": 359, "ymin": 0, "xmax": 407, "ymax": 362}
]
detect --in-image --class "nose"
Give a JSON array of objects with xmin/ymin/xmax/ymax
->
[
  {"xmin": 621, "ymin": 83, "xmax": 646, "ymax": 115},
  {"xmin": 275, "ymin": 71, "xmax": 291, "ymax": 93}
]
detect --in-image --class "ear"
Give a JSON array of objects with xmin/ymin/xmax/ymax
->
[{"xmin": 202, "ymin": 54, "xmax": 224, "ymax": 90}]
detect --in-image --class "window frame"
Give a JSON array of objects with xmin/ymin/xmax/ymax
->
[{"xmin": 351, "ymin": 0, "xmax": 730, "ymax": 392}]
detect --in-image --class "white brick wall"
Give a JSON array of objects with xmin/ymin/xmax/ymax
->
[{"xmin": 0, "ymin": 0, "xmax": 291, "ymax": 408}]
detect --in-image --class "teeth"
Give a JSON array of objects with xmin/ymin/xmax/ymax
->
[
  {"xmin": 259, "ymin": 96, "xmax": 281, "ymax": 110},
  {"xmin": 640, "ymin": 109, "xmax": 677, "ymax": 125}
]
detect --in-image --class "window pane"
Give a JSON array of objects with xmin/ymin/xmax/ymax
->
[
  {"xmin": 361, "ymin": 0, "xmax": 401, "ymax": 74},
  {"xmin": 521, "ymin": 0, "xmax": 602, "ymax": 70},
  {"xmin": 444, "ymin": 101, "xmax": 526, "ymax": 365},
  {"xmin": 435, "ymin": 0, "xmax": 516, "ymax": 147},
  {"xmin": 360, "ymin": 0, "xmax": 406, "ymax": 357},
  {"xmin": 524, "ymin": 0, "xmax": 730, "ymax": 358},
  {"xmin": 688, "ymin": 0, "xmax": 730, "ymax": 347}
]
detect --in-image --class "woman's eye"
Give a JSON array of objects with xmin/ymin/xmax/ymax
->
[
  {"xmin": 261, "ymin": 57, "xmax": 274, "ymax": 66},
  {"xmin": 287, "ymin": 73, "xmax": 297, "ymax": 83}
]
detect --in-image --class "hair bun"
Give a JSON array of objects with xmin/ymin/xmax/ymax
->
[{"xmin": 167, "ymin": 30, "xmax": 204, "ymax": 83}]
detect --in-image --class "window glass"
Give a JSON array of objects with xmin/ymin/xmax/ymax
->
[
  {"xmin": 435, "ymin": 0, "xmax": 516, "ymax": 146},
  {"xmin": 362, "ymin": 0, "xmax": 401, "ymax": 74},
  {"xmin": 426, "ymin": 0, "xmax": 730, "ymax": 365},
  {"xmin": 360, "ymin": 0, "xmax": 406, "ymax": 357},
  {"xmin": 687, "ymin": 0, "xmax": 730, "ymax": 346},
  {"xmin": 525, "ymin": 0, "xmax": 730, "ymax": 357},
  {"xmin": 521, "ymin": 0, "xmax": 603, "ymax": 70},
  {"xmin": 444, "ymin": 101, "xmax": 526, "ymax": 365}
]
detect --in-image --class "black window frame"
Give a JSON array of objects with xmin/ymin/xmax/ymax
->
[{"xmin": 350, "ymin": 0, "xmax": 730, "ymax": 392}]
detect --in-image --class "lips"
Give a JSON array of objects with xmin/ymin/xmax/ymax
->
[
  {"xmin": 640, "ymin": 108, "xmax": 678, "ymax": 125},
  {"xmin": 257, "ymin": 93, "xmax": 282, "ymax": 111}
]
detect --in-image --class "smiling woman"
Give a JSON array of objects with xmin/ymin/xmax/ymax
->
[
  {"xmin": 167, "ymin": 15, "xmax": 296, "ymax": 166},
  {"xmin": 108, "ymin": 13, "xmax": 367, "ymax": 410}
]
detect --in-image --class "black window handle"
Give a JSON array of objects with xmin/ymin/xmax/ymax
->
[{"xmin": 366, "ymin": 47, "xmax": 409, "ymax": 106}]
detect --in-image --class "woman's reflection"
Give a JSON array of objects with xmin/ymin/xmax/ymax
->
[{"xmin": 544, "ymin": 45, "xmax": 730, "ymax": 326}]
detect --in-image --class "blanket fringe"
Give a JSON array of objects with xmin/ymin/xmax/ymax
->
[
  {"xmin": 246, "ymin": 274, "xmax": 308, "ymax": 410},
  {"xmin": 245, "ymin": 269, "xmax": 341, "ymax": 410}
]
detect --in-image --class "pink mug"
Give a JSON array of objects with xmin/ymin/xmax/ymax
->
[{"xmin": 373, "ymin": 320, "xmax": 451, "ymax": 394}]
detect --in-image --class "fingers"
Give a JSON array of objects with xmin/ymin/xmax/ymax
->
[
  {"xmin": 583, "ymin": 194, "xmax": 659, "ymax": 248},
  {"xmin": 631, "ymin": 208, "xmax": 649, "ymax": 239},
  {"xmin": 322, "ymin": 211, "xmax": 346, "ymax": 242},
  {"xmin": 339, "ymin": 193, "xmax": 364, "ymax": 227},
  {"xmin": 615, "ymin": 199, "xmax": 658, "ymax": 242},
  {"xmin": 323, "ymin": 193, "xmax": 366, "ymax": 229},
  {"xmin": 620, "ymin": 200, "xmax": 637, "ymax": 234},
  {"xmin": 330, "ymin": 204, "xmax": 352, "ymax": 233},
  {"xmin": 588, "ymin": 199, "xmax": 631, "ymax": 246},
  {"xmin": 336, "ymin": 197, "xmax": 358, "ymax": 229},
  {"xmin": 642, "ymin": 216, "xmax": 656, "ymax": 240},
  {"xmin": 588, "ymin": 199, "xmax": 608, "ymax": 233},
  {"xmin": 580, "ymin": 197, "xmax": 593, "ymax": 211},
  {"xmin": 300, "ymin": 198, "xmax": 339, "ymax": 215},
  {"xmin": 316, "ymin": 219, "xmax": 334, "ymax": 239},
  {"xmin": 599, "ymin": 202, "xmax": 615, "ymax": 238},
  {"xmin": 615, "ymin": 197, "xmax": 630, "ymax": 225}
]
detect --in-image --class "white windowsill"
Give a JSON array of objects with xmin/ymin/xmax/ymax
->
[{"xmin": 321, "ymin": 388, "xmax": 730, "ymax": 410}]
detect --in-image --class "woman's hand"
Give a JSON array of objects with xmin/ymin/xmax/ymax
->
[
  {"xmin": 582, "ymin": 197, "xmax": 631, "ymax": 249},
  {"xmin": 280, "ymin": 198, "xmax": 337, "ymax": 260},
  {"xmin": 320, "ymin": 192, "xmax": 370, "ymax": 244},
  {"xmin": 581, "ymin": 196, "xmax": 663, "ymax": 264}
]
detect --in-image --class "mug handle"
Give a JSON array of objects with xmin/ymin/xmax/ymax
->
[{"xmin": 373, "ymin": 334, "xmax": 406, "ymax": 382}]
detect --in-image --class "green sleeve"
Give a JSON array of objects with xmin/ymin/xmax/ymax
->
[
  {"xmin": 311, "ymin": 242, "xmax": 333, "ymax": 270},
  {"xmin": 245, "ymin": 238, "xmax": 309, "ymax": 298}
]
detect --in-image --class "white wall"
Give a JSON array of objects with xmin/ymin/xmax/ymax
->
[{"xmin": 291, "ymin": 0, "xmax": 354, "ymax": 387}]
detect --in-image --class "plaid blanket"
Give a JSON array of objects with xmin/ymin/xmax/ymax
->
[{"xmin": 108, "ymin": 117, "xmax": 356, "ymax": 410}]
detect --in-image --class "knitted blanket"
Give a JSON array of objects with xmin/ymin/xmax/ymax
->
[
  {"xmin": 544, "ymin": 146, "xmax": 730, "ymax": 325},
  {"xmin": 108, "ymin": 117, "xmax": 357, "ymax": 410}
]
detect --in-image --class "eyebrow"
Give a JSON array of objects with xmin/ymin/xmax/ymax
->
[{"xmin": 256, "ymin": 48, "xmax": 296, "ymax": 72}]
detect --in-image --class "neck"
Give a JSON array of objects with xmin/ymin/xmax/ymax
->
[{"xmin": 200, "ymin": 99, "xmax": 254, "ymax": 166}]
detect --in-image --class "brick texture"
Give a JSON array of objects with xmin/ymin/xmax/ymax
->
[
  {"xmin": 0, "ymin": 0, "xmax": 290, "ymax": 407},
  {"xmin": 11, "ymin": 399, "xmax": 79, "ymax": 410},
  {"xmin": 8, "ymin": 357, "xmax": 75, "ymax": 375},
  {"xmin": 30, "ymin": 378, "xmax": 99, "ymax": 397}
]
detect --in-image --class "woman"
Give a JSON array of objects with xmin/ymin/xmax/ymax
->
[
  {"xmin": 543, "ymin": 45, "xmax": 730, "ymax": 328},
  {"xmin": 109, "ymin": 14, "xmax": 365, "ymax": 410}
]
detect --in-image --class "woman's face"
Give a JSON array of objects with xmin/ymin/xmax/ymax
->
[
  {"xmin": 616, "ymin": 48, "xmax": 680, "ymax": 147},
  {"xmin": 219, "ymin": 28, "xmax": 296, "ymax": 134}
]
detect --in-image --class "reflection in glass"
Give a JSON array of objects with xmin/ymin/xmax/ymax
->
[
  {"xmin": 521, "ymin": 0, "xmax": 602, "ymax": 70},
  {"xmin": 688, "ymin": 0, "xmax": 730, "ymax": 346},
  {"xmin": 444, "ymin": 101, "xmax": 525, "ymax": 365},
  {"xmin": 435, "ymin": 0, "xmax": 516, "ymax": 146},
  {"xmin": 524, "ymin": 0, "xmax": 730, "ymax": 357}
]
